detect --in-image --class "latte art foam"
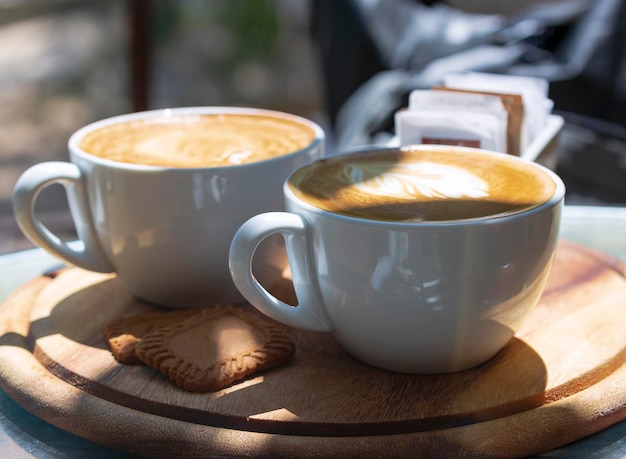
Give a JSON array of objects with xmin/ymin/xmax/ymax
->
[
  {"xmin": 349, "ymin": 161, "xmax": 490, "ymax": 200},
  {"xmin": 289, "ymin": 148, "xmax": 556, "ymax": 222},
  {"xmin": 79, "ymin": 113, "xmax": 316, "ymax": 168}
]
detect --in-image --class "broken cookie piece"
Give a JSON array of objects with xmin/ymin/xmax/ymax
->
[{"xmin": 104, "ymin": 308, "xmax": 201, "ymax": 364}]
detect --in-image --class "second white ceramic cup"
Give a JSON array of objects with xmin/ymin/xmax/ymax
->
[{"xmin": 229, "ymin": 146, "xmax": 564, "ymax": 373}]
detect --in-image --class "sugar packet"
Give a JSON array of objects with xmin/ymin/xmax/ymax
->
[
  {"xmin": 442, "ymin": 72, "xmax": 553, "ymax": 152},
  {"xmin": 396, "ymin": 89, "xmax": 508, "ymax": 152}
]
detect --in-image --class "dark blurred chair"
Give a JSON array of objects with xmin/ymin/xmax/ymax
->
[
  {"xmin": 311, "ymin": 0, "xmax": 626, "ymax": 150},
  {"xmin": 128, "ymin": 0, "xmax": 152, "ymax": 112}
]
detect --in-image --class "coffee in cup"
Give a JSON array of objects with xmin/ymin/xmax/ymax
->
[
  {"xmin": 288, "ymin": 147, "xmax": 556, "ymax": 222},
  {"xmin": 13, "ymin": 107, "xmax": 324, "ymax": 307},
  {"xmin": 79, "ymin": 112, "xmax": 316, "ymax": 168},
  {"xmin": 229, "ymin": 145, "xmax": 564, "ymax": 374}
]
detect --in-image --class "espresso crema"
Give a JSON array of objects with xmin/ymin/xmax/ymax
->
[
  {"xmin": 288, "ymin": 148, "xmax": 556, "ymax": 222},
  {"xmin": 79, "ymin": 113, "xmax": 316, "ymax": 168}
]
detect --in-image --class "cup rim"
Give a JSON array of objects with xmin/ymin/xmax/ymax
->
[
  {"xmin": 283, "ymin": 144, "xmax": 566, "ymax": 228},
  {"xmin": 67, "ymin": 106, "xmax": 325, "ymax": 171}
]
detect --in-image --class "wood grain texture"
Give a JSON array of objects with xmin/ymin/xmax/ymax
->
[{"xmin": 0, "ymin": 240, "xmax": 625, "ymax": 458}]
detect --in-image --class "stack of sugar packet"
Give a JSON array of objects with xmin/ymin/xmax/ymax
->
[{"xmin": 395, "ymin": 72, "xmax": 555, "ymax": 158}]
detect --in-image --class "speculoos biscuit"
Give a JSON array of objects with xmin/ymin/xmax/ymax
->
[{"xmin": 134, "ymin": 305, "xmax": 295, "ymax": 392}]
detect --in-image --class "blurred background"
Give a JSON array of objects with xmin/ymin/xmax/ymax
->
[
  {"xmin": 1, "ymin": 0, "xmax": 625, "ymax": 254},
  {"xmin": 0, "ymin": 0, "xmax": 326, "ymax": 253}
]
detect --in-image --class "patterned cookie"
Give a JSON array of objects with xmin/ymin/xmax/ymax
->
[
  {"xmin": 104, "ymin": 309, "xmax": 201, "ymax": 364},
  {"xmin": 134, "ymin": 305, "xmax": 296, "ymax": 392}
]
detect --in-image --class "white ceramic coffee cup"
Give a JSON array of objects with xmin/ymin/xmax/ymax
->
[
  {"xmin": 13, "ymin": 107, "xmax": 324, "ymax": 308},
  {"xmin": 229, "ymin": 146, "xmax": 564, "ymax": 373}
]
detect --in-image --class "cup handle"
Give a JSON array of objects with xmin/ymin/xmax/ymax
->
[
  {"xmin": 229, "ymin": 212, "xmax": 332, "ymax": 332},
  {"xmin": 13, "ymin": 162, "xmax": 113, "ymax": 272}
]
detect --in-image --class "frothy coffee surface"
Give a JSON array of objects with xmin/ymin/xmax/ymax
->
[
  {"xmin": 289, "ymin": 148, "xmax": 556, "ymax": 222},
  {"xmin": 79, "ymin": 113, "xmax": 316, "ymax": 168}
]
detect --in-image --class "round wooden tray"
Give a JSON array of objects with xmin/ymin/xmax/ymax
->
[{"xmin": 0, "ymin": 240, "xmax": 625, "ymax": 458}]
